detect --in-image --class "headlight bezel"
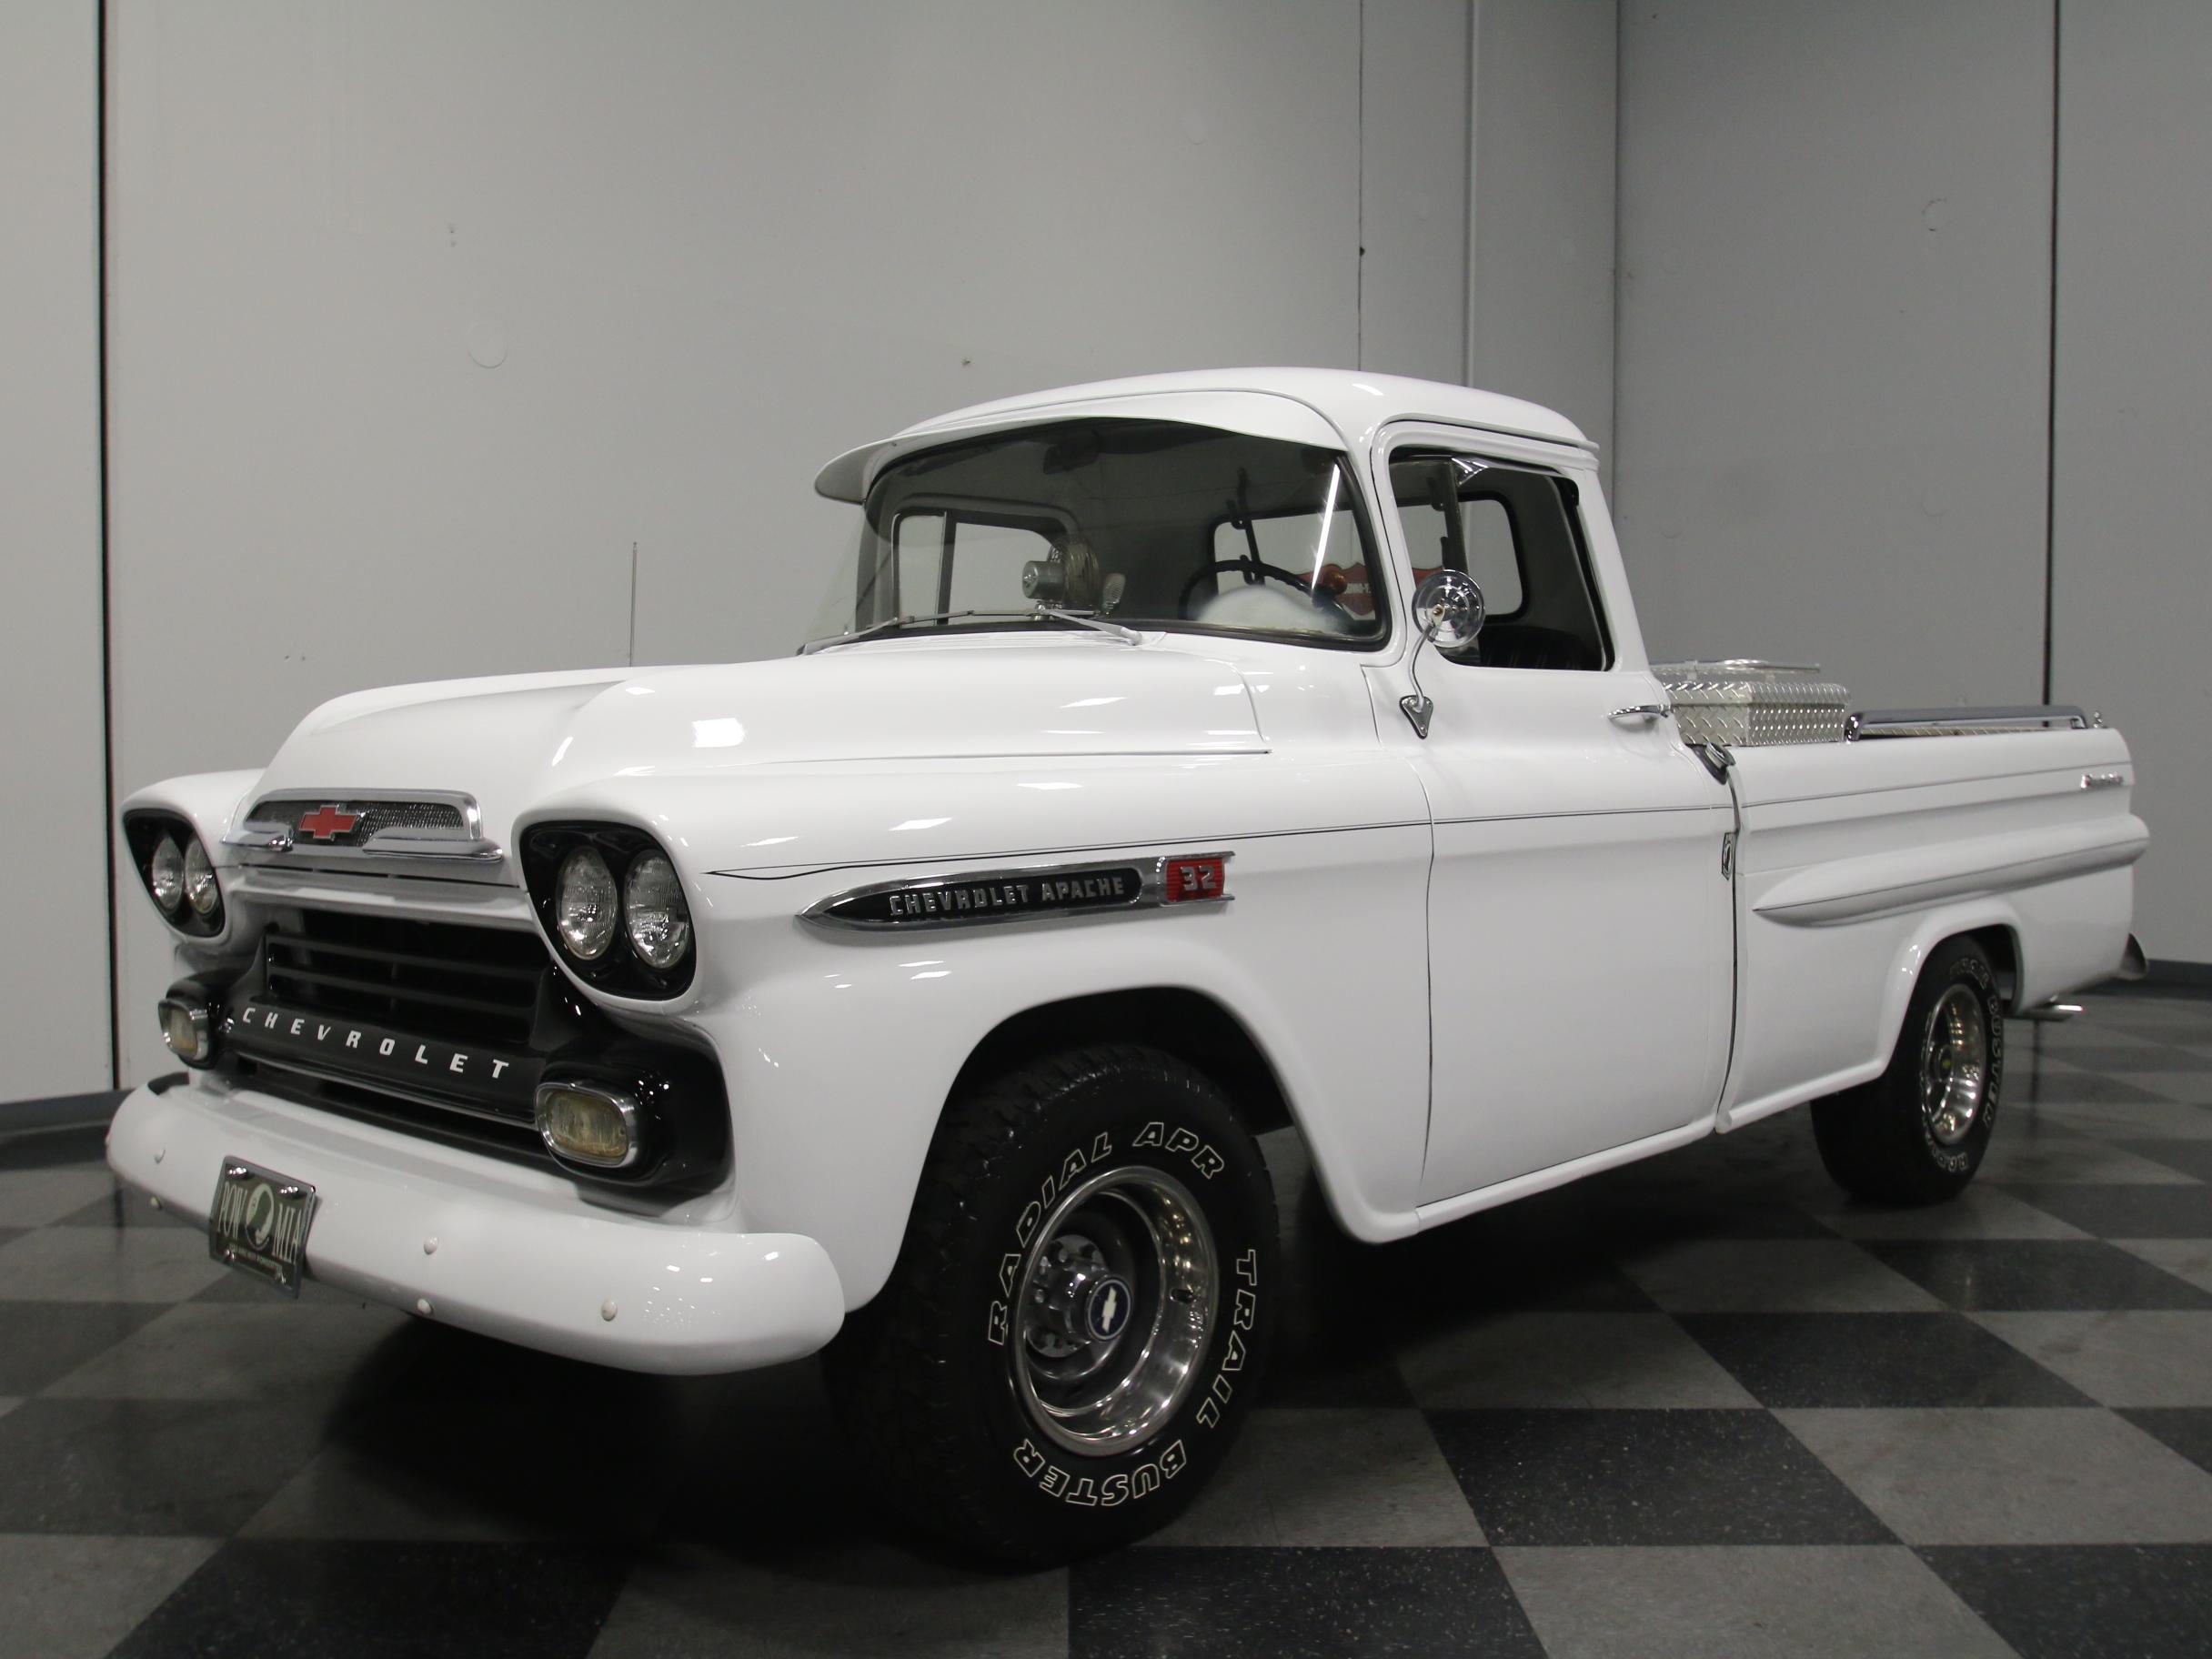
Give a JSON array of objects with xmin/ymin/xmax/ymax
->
[
  {"xmin": 122, "ymin": 810, "xmax": 226, "ymax": 938},
  {"xmin": 520, "ymin": 822, "xmax": 697, "ymax": 998}
]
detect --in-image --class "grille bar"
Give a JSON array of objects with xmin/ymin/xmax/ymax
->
[
  {"xmin": 260, "ymin": 910, "xmax": 550, "ymax": 1049},
  {"xmin": 260, "ymin": 962, "xmax": 535, "ymax": 1024},
  {"xmin": 260, "ymin": 931, "xmax": 544, "ymax": 981}
]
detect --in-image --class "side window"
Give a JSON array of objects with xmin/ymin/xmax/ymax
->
[
  {"xmin": 886, "ymin": 511, "xmax": 1059, "ymax": 617},
  {"xmin": 946, "ymin": 520, "xmax": 1054, "ymax": 612},
  {"xmin": 1459, "ymin": 498, "xmax": 1523, "ymax": 615},
  {"xmin": 1387, "ymin": 452, "xmax": 1608, "ymax": 671},
  {"xmin": 892, "ymin": 512, "xmax": 947, "ymax": 613}
]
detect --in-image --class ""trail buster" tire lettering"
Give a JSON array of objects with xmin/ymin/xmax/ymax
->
[
  {"xmin": 1196, "ymin": 1251, "xmax": 1262, "ymax": 1429},
  {"xmin": 1014, "ymin": 1436, "xmax": 1188, "ymax": 1505}
]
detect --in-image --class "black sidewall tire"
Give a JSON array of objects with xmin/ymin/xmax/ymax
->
[
  {"xmin": 1906, "ymin": 941, "xmax": 2004, "ymax": 1187},
  {"xmin": 1812, "ymin": 937, "xmax": 2005, "ymax": 1204},
  {"xmin": 831, "ymin": 1045, "xmax": 1278, "ymax": 1563}
]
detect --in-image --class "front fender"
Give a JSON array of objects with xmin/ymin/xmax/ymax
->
[{"xmin": 690, "ymin": 822, "xmax": 1433, "ymax": 1309}]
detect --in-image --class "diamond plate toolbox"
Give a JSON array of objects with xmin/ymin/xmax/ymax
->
[{"xmin": 1651, "ymin": 660, "xmax": 1852, "ymax": 748}]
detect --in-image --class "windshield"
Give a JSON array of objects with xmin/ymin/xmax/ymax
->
[{"xmin": 805, "ymin": 418, "xmax": 1386, "ymax": 649}]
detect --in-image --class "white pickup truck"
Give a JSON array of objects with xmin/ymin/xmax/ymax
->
[{"xmin": 108, "ymin": 368, "xmax": 2147, "ymax": 1561}]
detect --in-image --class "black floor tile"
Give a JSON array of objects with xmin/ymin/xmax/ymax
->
[
  {"xmin": 0, "ymin": 1301, "xmax": 171, "ymax": 1394},
  {"xmin": 2120, "ymin": 1409, "xmax": 2212, "ymax": 1478},
  {"xmin": 0, "ymin": 1395, "xmax": 335, "ymax": 1534},
  {"xmin": 2001, "ymin": 1184, "xmax": 2212, "ymax": 1239},
  {"xmin": 56, "ymin": 1187, "xmax": 196, "ymax": 1229},
  {"xmin": 1071, "ymin": 1546, "xmax": 1540, "ymax": 1659},
  {"xmin": 0, "ymin": 1122, "xmax": 110, "ymax": 1170},
  {"xmin": 1426, "ymin": 1409, "xmax": 1892, "ymax": 1546},
  {"xmin": 108, "ymin": 1540, "xmax": 631, "ymax": 1659},
  {"xmin": 1677, "ymin": 1312, "xmax": 2095, "ymax": 1408},
  {"xmin": 2035, "ymin": 1043, "xmax": 2212, "ymax": 1076},
  {"xmin": 2116, "ymin": 1139, "xmax": 2212, "ymax": 1181},
  {"xmin": 2007, "ymin": 1070, "xmax": 2168, "ymax": 1106},
  {"xmin": 1918, "ymin": 1544, "xmax": 2212, "ymax": 1659},
  {"xmin": 1859, "ymin": 1239, "xmax": 2212, "ymax": 1311},
  {"xmin": 1362, "ymin": 1230, "xmax": 1661, "ymax": 1314},
  {"xmin": 1264, "ymin": 1333, "xmax": 1416, "ymax": 1409}
]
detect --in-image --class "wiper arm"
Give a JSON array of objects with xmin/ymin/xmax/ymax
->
[
  {"xmin": 801, "ymin": 607, "xmax": 1141, "ymax": 653},
  {"xmin": 1034, "ymin": 604, "xmax": 1143, "ymax": 644}
]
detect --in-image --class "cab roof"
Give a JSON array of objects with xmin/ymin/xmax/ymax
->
[{"xmin": 812, "ymin": 367, "xmax": 1592, "ymax": 504}]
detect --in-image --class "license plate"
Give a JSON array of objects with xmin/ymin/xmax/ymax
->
[{"xmin": 208, "ymin": 1158, "xmax": 318, "ymax": 1296}]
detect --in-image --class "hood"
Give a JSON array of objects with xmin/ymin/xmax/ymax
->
[{"xmin": 251, "ymin": 638, "xmax": 1266, "ymax": 856}]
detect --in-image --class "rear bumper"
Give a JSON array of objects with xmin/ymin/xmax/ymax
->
[{"xmin": 106, "ymin": 1076, "xmax": 844, "ymax": 1375}]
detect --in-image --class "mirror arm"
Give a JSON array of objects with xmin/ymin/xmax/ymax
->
[
  {"xmin": 1400, "ymin": 618, "xmax": 1439, "ymax": 739},
  {"xmin": 1399, "ymin": 568, "xmax": 1483, "ymax": 739}
]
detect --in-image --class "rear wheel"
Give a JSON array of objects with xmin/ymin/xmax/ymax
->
[
  {"xmin": 1811, "ymin": 937, "xmax": 2005, "ymax": 1204},
  {"xmin": 823, "ymin": 1042, "xmax": 1277, "ymax": 1563}
]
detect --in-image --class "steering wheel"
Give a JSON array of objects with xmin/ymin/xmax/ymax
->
[{"xmin": 1177, "ymin": 558, "xmax": 1352, "ymax": 622}]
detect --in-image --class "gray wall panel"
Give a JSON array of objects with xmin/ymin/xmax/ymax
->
[
  {"xmin": 2051, "ymin": 0, "xmax": 2212, "ymax": 961},
  {"xmin": 1614, "ymin": 0, "xmax": 2054, "ymax": 705},
  {"xmin": 1360, "ymin": 0, "xmax": 1473, "ymax": 381},
  {"xmin": 1469, "ymin": 0, "xmax": 1617, "ymax": 471},
  {"xmin": 1, "ymin": 0, "xmax": 110, "ymax": 1102}
]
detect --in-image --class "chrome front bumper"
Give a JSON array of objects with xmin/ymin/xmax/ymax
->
[{"xmin": 106, "ymin": 1076, "xmax": 844, "ymax": 1375}]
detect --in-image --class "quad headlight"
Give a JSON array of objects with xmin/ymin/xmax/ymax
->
[
  {"xmin": 624, "ymin": 853, "xmax": 691, "ymax": 970},
  {"xmin": 556, "ymin": 847, "xmax": 620, "ymax": 960},
  {"xmin": 522, "ymin": 825, "xmax": 696, "ymax": 996},
  {"xmin": 123, "ymin": 812, "xmax": 226, "ymax": 937},
  {"xmin": 184, "ymin": 840, "xmax": 220, "ymax": 917},
  {"xmin": 149, "ymin": 838, "xmax": 186, "ymax": 912}
]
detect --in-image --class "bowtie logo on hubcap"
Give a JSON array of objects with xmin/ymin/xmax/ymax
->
[{"xmin": 1084, "ymin": 1276, "xmax": 1133, "ymax": 1342}]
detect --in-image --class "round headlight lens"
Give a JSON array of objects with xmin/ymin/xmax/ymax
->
[
  {"xmin": 555, "ymin": 847, "xmax": 619, "ymax": 960},
  {"xmin": 183, "ymin": 839, "xmax": 219, "ymax": 917},
  {"xmin": 148, "ymin": 838, "xmax": 186, "ymax": 912},
  {"xmin": 624, "ymin": 853, "xmax": 692, "ymax": 970}
]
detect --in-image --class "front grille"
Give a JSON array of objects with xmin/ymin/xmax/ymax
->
[
  {"xmin": 220, "ymin": 905, "xmax": 729, "ymax": 1188},
  {"xmin": 246, "ymin": 798, "xmax": 467, "ymax": 846},
  {"xmin": 262, "ymin": 909, "xmax": 550, "ymax": 1048}
]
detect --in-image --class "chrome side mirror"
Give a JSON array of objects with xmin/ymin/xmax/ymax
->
[{"xmin": 1401, "ymin": 569, "xmax": 1484, "ymax": 739}]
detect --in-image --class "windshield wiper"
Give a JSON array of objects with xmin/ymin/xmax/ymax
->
[{"xmin": 800, "ymin": 607, "xmax": 1142, "ymax": 654}]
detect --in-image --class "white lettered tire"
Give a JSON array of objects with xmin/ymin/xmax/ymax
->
[
  {"xmin": 1811, "ymin": 936, "xmax": 2006, "ymax": 1205},
  {"xmin": 823, "ymin": 1042, "xmax": 1278, "ymax": 1563}
]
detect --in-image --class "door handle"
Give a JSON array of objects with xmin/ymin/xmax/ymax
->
[{"xmin": 1609, "ymin": 703, "xmax": 1669, "ymax": 723}]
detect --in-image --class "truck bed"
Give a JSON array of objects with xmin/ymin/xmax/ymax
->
[{"xmin": 1720, "ymin": 722, "xmax": 2146, "ymax": 1129}]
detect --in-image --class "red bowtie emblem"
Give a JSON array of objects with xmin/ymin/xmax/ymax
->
[{"xmin": 297, "ymin": 804, "xmax": 363, "ymax": 841}]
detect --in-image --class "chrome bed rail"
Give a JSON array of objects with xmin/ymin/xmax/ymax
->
[{"xmin": 1845, "ymin": 706, "xmax": 2094, "ymax": 740}]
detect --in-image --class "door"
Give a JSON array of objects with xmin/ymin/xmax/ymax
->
[{"xmin": 1374, "ymin": 437, "xmax": 1736, "ymax": 1204}]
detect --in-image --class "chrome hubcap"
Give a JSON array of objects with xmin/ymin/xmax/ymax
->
[
  {"xmin": 1014, "ymin": 1165, "xmax": 1216, "ymax": 1457},
  {"xmin": 1920, "ymin": 984, "xmax": 1990, "ymax": 1147}
]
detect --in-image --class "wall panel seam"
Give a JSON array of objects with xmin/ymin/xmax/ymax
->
[
  {"xmin": 2041, "ymin": 0, "xmax": 2062, "ymax": 704},
  {"xmin": 96, "ymin": 0, "xmax": 120, "ymax": 1089}
]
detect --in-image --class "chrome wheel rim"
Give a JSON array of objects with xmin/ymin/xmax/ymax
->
[
  {"xmin": 1013, "ymin": 1164, "xmax": 1216, "ymax": 1458},
  {"xmin": 1920, "ymin": 984, "xmax": 1990, "ymax": 1147}
]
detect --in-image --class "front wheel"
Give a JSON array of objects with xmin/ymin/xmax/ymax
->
[
  {"xmin": 1811, "ymin": 936, "xmax": 2006, "ymax": 1204},
  {"xmin": 823, "ymin": 1043, "xmax": 1278, "ymax": 1563}
]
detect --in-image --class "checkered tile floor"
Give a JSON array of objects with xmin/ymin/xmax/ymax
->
[{"xmin": 5, "ymin": 991, "xmax": 2212, "ymax": 1657}]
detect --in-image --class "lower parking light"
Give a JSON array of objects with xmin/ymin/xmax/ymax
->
[
  {"xmin": 535, "ymin": 1081, "xmax": 642, "ymax": 1170},
  {"xmin": 156, "ymin": 995, "xmax": 216, "ymax": 1066}
]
